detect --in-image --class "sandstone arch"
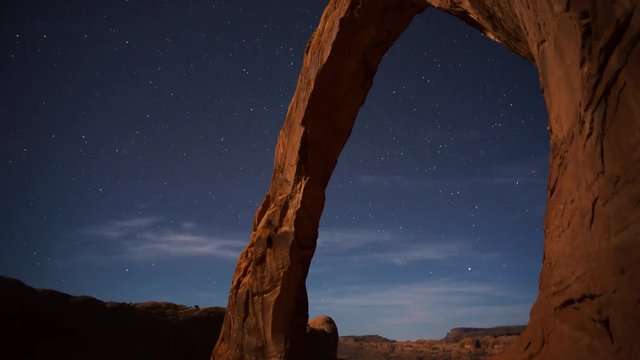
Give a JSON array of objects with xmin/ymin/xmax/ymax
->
[{"xmin": 212, "ymin": 0, "xmax": 640, "ymax": 359}]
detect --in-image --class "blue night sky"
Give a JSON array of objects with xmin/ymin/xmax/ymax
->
[{"xmin": 1, "ymin": 1, "xmax": 548, "ymax": 340}]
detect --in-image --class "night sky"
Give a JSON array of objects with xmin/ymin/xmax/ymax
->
[{"xmin": 1, "ymin": 1, "xmax": 549, "ymax": 340}]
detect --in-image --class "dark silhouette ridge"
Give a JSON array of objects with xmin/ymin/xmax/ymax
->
[{"xmin": 0, "ymin": 276, "xmax": 224, "ymax": 360}]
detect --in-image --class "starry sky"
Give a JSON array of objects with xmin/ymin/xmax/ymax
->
[{"xmin": 1, "ymin": 0, "xmax": 549, "ymax": 340}]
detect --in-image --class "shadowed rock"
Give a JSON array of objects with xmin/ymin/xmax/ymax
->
[{"xmin": 213, "ymin": 0, "xmax": 640, "ymax": 359}]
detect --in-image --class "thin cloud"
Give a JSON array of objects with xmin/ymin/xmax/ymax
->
[
  {"xmin": 370, "ymin": 242, "xmax": 467, "ymax": 265},
  {"xmin": 316, "ymin": 228, "xmax": 492, "ymax": 266},
  {"xmin": 82, "ymin": 216, "xmax": 162, "ymax": 239},
  {"xmin": 468, "ymin": 176, "xmax": 545, "ymax": 185},
  {"xmin": 357, "ymin": 174, "xmax": 544, "ymax": 187},
  {"xmin": 127, "ymin": 232, "xmax": 244, "ymax": 259},
  {"xmin": 317, "ymin": 229, "xmax": 396, "ymax": 250},
  {"xmin": 358, "ymin": 175, "xmax": 417, "ymax": 186},
  {"xmin": 78, "ymin": 217, "xmax": 245, "ymax": 260},
  {"xmin": 357, "ymin": 154, "xmax": 547, "ymax": 189},
  {"xmin": 309, "ymin": 279, "xmax": 534, "ymax": 340},
  {"xmin": 313, "ymin": 280, "xmax": 525, "ymax": 308}
]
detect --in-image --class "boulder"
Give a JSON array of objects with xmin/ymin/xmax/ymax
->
[{"xmin": 305, "ymin": 315, "xmax": 339, "ymax": 360}]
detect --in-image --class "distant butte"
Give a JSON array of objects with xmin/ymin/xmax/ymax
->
[
  {"xmin": 212, "ymin": 0, "xmax": 640, "ymax": 359},
  {"xmin": 339, "ymin": 328, "xmax": 524, "ymax": 360}
]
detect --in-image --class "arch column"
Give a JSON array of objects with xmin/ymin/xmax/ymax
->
[{"xmin": 211, "ymin": 1, "xmax": 428, "ymax": 358}]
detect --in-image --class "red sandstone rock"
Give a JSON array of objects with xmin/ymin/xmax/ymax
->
[{"xmin": 213, "ymin": 0, "xmax": 640, "ymax": 359}]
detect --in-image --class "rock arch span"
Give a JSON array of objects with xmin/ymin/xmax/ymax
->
[{"xmin": 212, "ymin": 0, "xmax": 640, "ymax": 359}]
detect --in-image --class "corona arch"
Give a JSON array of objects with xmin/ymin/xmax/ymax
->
[{"xmin": 213, "ymin": 1, "xmax": 640, "ymax": 359}]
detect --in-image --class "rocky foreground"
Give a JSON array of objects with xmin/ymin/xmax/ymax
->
[{"xmin": 1, "ymin": 276, "xmax": 521, "ymax": 359}]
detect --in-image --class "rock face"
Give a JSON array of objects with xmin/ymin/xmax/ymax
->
[
  {"xmin": 213, "ymin": 0, "xmax": 640, "ymax": 359},
  {"xmin": 306, "ymin": 316, "xmax": 339, "ymax": 360},
  {"xmin": 0, "ymin": 276, "xmax": 225, "ymax": 360}
]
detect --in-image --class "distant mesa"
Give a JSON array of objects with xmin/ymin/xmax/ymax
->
[
  {"xmin": 341, "ymin": 334, "xmax": 395, "ymax": 344},
  {"xmin": 339, "ymin": 327, "xmax": 525, "ymax": 360},
  {"xmin": 441, "ymin": 326, "xmax": 526, "ymax": 343}
]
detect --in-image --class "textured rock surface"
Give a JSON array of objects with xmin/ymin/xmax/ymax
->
[
  {"xmin": 306, "ymin": 316, "xmax": 339, "ymax": 360},
  {"xmin": 0, "ymin": 276, "xmax": 225, "ymax": 360},
  {"xmin": 214, "ymin": 0, "xmax": 640, "ymax": 359}
]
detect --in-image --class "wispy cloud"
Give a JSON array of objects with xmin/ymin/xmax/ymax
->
[
  {"xmin": 78, "ymin": 217, "xmax": 245, "ymax": 260},
  {"xmin": 357, "ymin": 157, "xmax": 547, "ymax": 188},
  {"xmin": 82, "ymin": 216, "xmax": 162, "ymax": 239},
  {"xmin": 357, "ymin": 174, "xmax": 544, "ymax": 187},
  {"xmin": 316, "ymin": 228, "xmax": 491, "ymax": 266},
  {"xmin": 370, "ymin": 242, "xmax": 468, "ymax": 265},
  {"xmin": 317, "ymin": 229, "xmax": 395, "ymax": 250},
  {"xmin": 308, "ymin": 279, "xmax": 535, "ymax": 340},
  {"xmin": 125, "ymin": 232, "xmax": 244, "ymax": 259},
  {"xmin": 358, "ymin": 175, "xmax": 418, "ymax": 186}
]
